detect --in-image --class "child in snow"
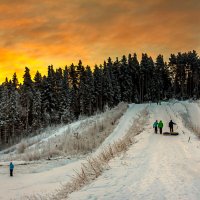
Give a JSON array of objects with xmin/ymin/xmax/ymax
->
[
  {"xmin": 169, "ymin": 120, "xmax": 176, "ymax": 133},
  {"xmin": 158, "ymin": 120, "xmax": 163, "ymax": 134},
  {"xmin": 9, "ymin": 162, "xmax": 14, "ymax": 177},
  {"xmin": 153, "ymin": 120, "xmax": 158, "ymax": 134}
]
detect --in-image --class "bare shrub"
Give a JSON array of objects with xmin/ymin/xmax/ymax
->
[
  {"xmin": 179, "ymin": 110, "xmax": 200, "ymax": 139},
  {"xmin": 190, "ymin": 125, "xmax": 200, "ymax": 138},
  {"xmin": 50, "ymin": 108, "xmax": 149, "ymax": 200},
  {"xmin": 12, "ymin": 102, "xmax": 128, "ymax": 162},
  {"xmin": 22, "ymin": 151, "xmax": 41, "ymax": 161},
  {"xmin": 39, "ymin": 102, "xmax": 128, "ymax": 159},
  {"xmin": 52, "ymin": 135, "xmax": 135, "ymax": 200},
  {"xmin": 21, "ymin": 194, "xmax": 50, "ymax": 200},
  {"xmin": 59, "ymin": 102, "xmax": 128, "ymax": 155},
  {"xmin": 20, "ymin": 141, "xmax": 64, "ymax": 161},
  {"xmin": 17, "ymin": 140, "xmax": 28, "ymax": 154},
  {"xmin": 23, "ymin": 107, "xmax": 149, "ymax": 200}
]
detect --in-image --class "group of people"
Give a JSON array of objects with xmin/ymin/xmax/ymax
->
[
  {"xmin": 6, "ymin": 120, "xmax": 177, "ymax": 177},
  {"xmin": 153, "ymin": 120, "xmax": 176, "ymax": 134}
]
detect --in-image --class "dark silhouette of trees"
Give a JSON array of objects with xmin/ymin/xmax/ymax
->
[{"xmin": 0, "ymin": 50, "xmax": 200, "ymax": 148}]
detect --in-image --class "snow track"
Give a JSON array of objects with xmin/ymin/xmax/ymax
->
[{"xmin": 69, "ymin": 103, "xmax": 200, "ymax": 200}]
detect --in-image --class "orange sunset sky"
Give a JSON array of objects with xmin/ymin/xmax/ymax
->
[{"xmin": 0, "ymin": 0, "xmax": 200, "ymax": 82}]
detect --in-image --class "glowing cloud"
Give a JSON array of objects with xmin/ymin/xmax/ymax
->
[{"xmin": 0, "ymin": 0, "xmax": 200, "ymax": 82}]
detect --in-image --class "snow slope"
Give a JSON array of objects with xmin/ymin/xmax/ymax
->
[
  {"xmin": 69, "ymin": 102, "xmax": 200, "ymax": 200},
  {"xmin": 0, "ymin": 119, "xmax": 89, "ymax": 157},
  {"xmin": 95, "ymin": 104, "xmax": 147, "ymax": 155},
  {"xmin": 0, "ymin": 103, "xmax": 143, "ymax": 200},
  {"xmin": 1, "ymin": 101, "xmax": 200, "ymax": 200},
  {"xmin": 0, "ymin": 102, "xmax": 127, "ymax": 161},
  {"xmin": 0, "ymin": 158, "xmax": 83, "ymax": 200}
]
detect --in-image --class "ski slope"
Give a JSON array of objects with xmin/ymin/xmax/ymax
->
[
  {"xmin": 0, "ymin": 101, "xmax": 200, "ymax": 200},
  {"xmin": 69, "ymin": 101, "xmax": 200, "ymax": 200}
]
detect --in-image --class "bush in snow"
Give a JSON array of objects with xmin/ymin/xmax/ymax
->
[
  {"xmin": 52, "ymin": 108, "xmax": 149, "ymax": 200},
  {"xmin": 180, "ymin": 111, "xmax": 200, "ymax": 139},
  {"xmin": 12, "ymin": 102, "xmax": 128, "ymax": 161},
  {"xmin": 190, "ymin": 125, "xmax": 200, "ymax": 138},
  {"xmin": 17, "ymin": 140, "xmax": 28, "ymax": 154},
  {"xmin": 56, "ymin": 102, "xmax": 128, "ymax": 156},
  {"xmin": 22, "ymin": 151, "xmax": 41, "ymax": 161}
]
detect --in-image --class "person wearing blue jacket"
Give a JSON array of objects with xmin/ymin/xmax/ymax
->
[
  {"xmin": 153, "ymin": 120, "xmax": 158, "ymax": 134},
  {"xmin": 10, "ymin": 162, "xmax": 14, "ymax": 177}
]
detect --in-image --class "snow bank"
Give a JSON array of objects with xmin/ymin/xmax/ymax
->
[{"xmin": 95, "ymin": 104, "xmax": 147, "ymax": 154}]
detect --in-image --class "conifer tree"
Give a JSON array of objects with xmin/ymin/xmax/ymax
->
[
  {"xmin": 187, "ymin": 51, "xmax": 200, "ymax": 98},
  {"xmin": 120, "ymin": 55, "xmax": 132, "ymax": 102},
  {"xmin": 69, "ymin": 63, "xmax": 80, "ymax": 118},
  {"xmin": 32, "ymin": 91, "xmax": 42, "ymax": 130},
  {"xmin": 20, "ymin": 67, "xmax": 34, "ymax": 134},
  {"xmin": 107, "ymin": 57, "xmax": 121, "ymax": 105},
  {"xmin": 85, "ymin": 66, "xmax": 94, "ymax": 115},
  {"xmin": 34, "ymin": 71, "xmax": 43, "ymax": 92},
  {"xmin": 93, "ymin": 65, "xmax": 103, "ymax": 111},
  {"xmin": 12, "ymin": 72, "xmax": 18, "ymax": 89},
  {"xmin": 102, "ymin": 61, "xmax": 114, "ymax": 107},
  {"xmin": 129, "ymin": 53, "xmax": 140, "ymax": 102},
  {"xmin": 61, "ymin": 66, "xmax": 74, "ymax": 123}
]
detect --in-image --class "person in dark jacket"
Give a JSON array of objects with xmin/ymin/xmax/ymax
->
[
  {"xmin": 158, "ymin": 120, "xmax": 163, "ymax": 134},
  {"xmin": 10, "ymin": 162, "xmax": 14, "ymax": 177},
  {"xmin": 153, "ymin": 120, "xmax": 158, "ymax": 134},
  {"xmin": 169, "ymin": 120, "xmax": 176, "ymax": 133}
]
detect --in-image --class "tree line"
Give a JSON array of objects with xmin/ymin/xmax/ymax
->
[{"xmin": 0, "ymin": 50, "xmax": 199, "ymax": 147}]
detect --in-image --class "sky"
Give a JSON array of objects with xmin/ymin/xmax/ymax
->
[{"xmin": 0, "ymin": 0, "xmax": 200, "ymax": 82}]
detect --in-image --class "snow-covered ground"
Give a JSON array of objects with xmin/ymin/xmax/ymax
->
[
  {"xmin": 69, "ymin": 101, "xmax": 200, "ymax": 200},
  {"xmin": 0, "ymin": 102, "xmax": 141, "ymax": 199},
  {"xmin": 0, "ymin": 118, "xmax": 91, "ymax": 158},
  {"xmin": 95, "ymin": 103, "xmax": 147, "ymax": 155},
  {"xmin": 0, "ymin": 101, "xmax": 200, "ymax": 200}
]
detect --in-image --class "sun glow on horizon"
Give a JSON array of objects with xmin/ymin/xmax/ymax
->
[{"xmin": 0, "ymin": 0, "xmax": 200, "ymax": 83}]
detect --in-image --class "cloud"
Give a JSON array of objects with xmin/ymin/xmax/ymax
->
[{"xmin": 0, "ymin": 0, "xmax": 200, "ymax": 82}]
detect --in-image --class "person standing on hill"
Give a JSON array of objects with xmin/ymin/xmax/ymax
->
[
  {"xmin": 153, "ymin": 120, "xmax": 158, "ymax": 134},
  {"xmin": 158, "ymin": 120, "xmax": 163, "ymax": 134},
  {"xmin": 9, "ymin": 162, "xmax": 14, "ymax": 177},
  {"xmin": 169, "ymin": 120, "xmax": 176, "ymax": 133}
]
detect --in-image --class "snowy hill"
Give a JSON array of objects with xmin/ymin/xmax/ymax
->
[
  {"xmin": 69, "ymin": 101, "xmax": 200, "ymax": 200},
  {"xmin": 1, "ymin": 101, "xmax": 200, "ymax": 200}
]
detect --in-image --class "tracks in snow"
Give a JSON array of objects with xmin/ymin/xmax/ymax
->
[{"xmin": 69, "ymin": 103, "xmax": 200, "ymax": 200}]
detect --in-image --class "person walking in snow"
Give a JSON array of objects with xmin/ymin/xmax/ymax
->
[
  {"xmin": 158, "ymin": 120, "xmax": 163, "ymax": 134},
  {"xmin": 9, "ymin": 162, "xmax": 14, "ymax": 177},
  {"xmin": 153, "ymin": 120, "xmax": 158, "ymax": 134},
  {"xmin": 169, "ymin": 120, "xmax": 176, "ymax": 133}
]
